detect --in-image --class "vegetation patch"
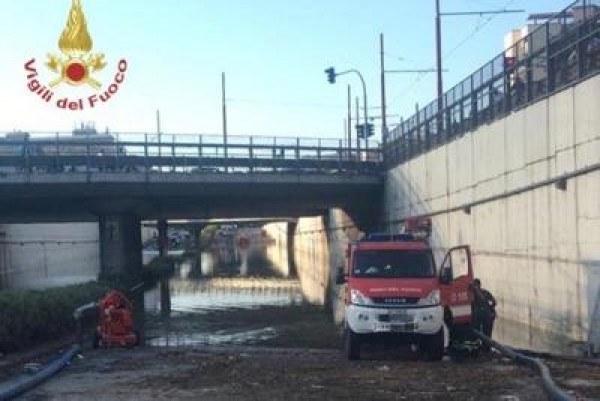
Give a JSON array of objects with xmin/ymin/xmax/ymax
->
[{"xmin": 0, "ymin": 281, "xmax": 108, "ymax": 353}]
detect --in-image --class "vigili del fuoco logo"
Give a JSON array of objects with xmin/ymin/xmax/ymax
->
[{"xmin": 24, "ymin": 0, "xmax": 128, "ymax": 111}]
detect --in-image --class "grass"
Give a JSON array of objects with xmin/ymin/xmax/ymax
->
[{"xmin": 0, "ymin": 281, "xmax": 109, "ymax": 353}]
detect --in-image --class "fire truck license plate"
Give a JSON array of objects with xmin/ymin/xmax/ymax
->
[
  {"xmin": 391, "ymin": 323, "xmax": 416, "ymax": 332},
  {"xmin": 389, "ymin": 311, "xmax": 411, "ymax": 323}
]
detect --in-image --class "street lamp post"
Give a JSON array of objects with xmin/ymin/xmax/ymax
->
[{"xmin": 325, "ymin": 67, "xmax": 369, "ymax": 158}]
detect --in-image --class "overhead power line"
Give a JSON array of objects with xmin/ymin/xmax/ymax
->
[
  {"xmin": 228, "ymin": 98, "xmax": 345, "ymax": 110},
  {"xmin": 387, "ymin": 0, "xmax": 519, "ymax": 110}
]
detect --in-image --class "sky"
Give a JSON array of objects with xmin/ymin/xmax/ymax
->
[{"xmin": 0, "ymin": 0, "xmax": 574, "ymax": 141}]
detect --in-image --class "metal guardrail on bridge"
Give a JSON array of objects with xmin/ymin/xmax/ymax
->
[
  {"xmin": 384, "ymin": 0, "xmax": 600, "ymax": 167},
  {"xmin": 0, "ymin": 132, "xmax": 383, "ymax": 175}
]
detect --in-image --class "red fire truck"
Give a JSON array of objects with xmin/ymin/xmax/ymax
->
[{"xmin": 336, "ymin": 217, "xmax": 474, "ymax": 360}]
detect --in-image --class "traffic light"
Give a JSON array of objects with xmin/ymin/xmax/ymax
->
[
  {"xmin": 356, "ymin": 124, "xmax": 364, "ymax": 138},
  {"xmin": 366, "ymin": 123, "xmax": 374, "ymax": 138},
  {"xmin": 356, "ymin": 123, "xmax": 375, "ymax": 139},
  {"xmin": 324, "ymin": 67, "xmax": 336, "ymax": 84}
]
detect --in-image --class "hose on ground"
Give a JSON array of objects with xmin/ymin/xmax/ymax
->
[
  {"xmin": 0, "ymin": 282, "xmax": 145, "ymax": 400},
  {"xmin": 128, "ymin": 281, "xmax": 145, "ymax": 295},
  {"xmin": 0, "ymin": 344, "xmax": 81, "ymax": 401},
  {"xmin": 473, "ymin": 330, "xmax": 576, "ymax": 401}
]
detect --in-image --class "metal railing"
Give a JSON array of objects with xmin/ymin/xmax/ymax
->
[
  {"xmin": 0, "ymin": 132, "xmax": 383, "ymax": 175},
  {"xmin": 384, "ymin": 0, "xmax": 600, "ymax": 167}
]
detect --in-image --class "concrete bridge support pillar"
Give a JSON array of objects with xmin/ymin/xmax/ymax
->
[
  {"xmin": 157, "ymin": 219, "xmax": 171, "ymax": 318},
  {"xmin": 99, "ymin": 214, "xmax": 144, "ymax": 338},
  {"xmin": 287, "ymin": 221, "xmax": 297, "ymax": 277},
  {"xmin": 193, "ymin": 226, "xmax": 202, "ymax": 275}
]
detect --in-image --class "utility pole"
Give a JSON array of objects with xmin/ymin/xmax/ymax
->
[
  {"xmin": 435, "ymin": 2, "xmax": 524, "ymax": 101},
  {"xmin": 354, "ymin": 96, "xmax": 365, "ymax": 161},
  {"xmin": 435, "ymin": 0, "xmax": 443, "ymax": 102},
  {"xmin": 222, "ymin": 72, "xmax": 228, "ymax": 164},
  {"xmin": 355, "ymin": 97, "xmax": 361, "ymax": 158},
  {"xmin": 156, "ymin": 109, "xmax": 162, "ymax": 160},
  {"xmin": 380, "ymin": 33, "xmax": 387, "ymax": 144},
  {"xmin": 347, "ymin": 85, "xmax": 352, "ymax": 154},
  {"xmin": 156, "ymin": 109, "xmax": 161, "ymax": 134},
  {"xmin": 344, "ymin": 119, "xmax": 347, "ymax": 138}
]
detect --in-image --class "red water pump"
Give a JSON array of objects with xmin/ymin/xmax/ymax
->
[{"xmin": 93, "ymin": 290, "xmax": 139, "ymax": 348}]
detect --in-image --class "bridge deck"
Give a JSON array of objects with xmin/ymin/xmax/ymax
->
[
  {"xmin": 0, "ymin": 134, "xmax": 382, "ymax": 175},
  {"xmin": 0, "ymin": 135, "xmax": 383, "ymax": 222}
]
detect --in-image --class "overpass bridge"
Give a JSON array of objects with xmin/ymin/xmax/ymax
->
[
  {"xmin": 0, "ymin": 133, "xmax": 383, "ymax": 222},
  {"xmin": 0, "ymin": 132, "xmax": 383, "ymax": 298}
]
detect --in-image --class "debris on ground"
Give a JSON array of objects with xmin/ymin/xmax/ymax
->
[
  {"xmin": 7, "ymin": 303, "xmax": 600, "ymax": 400},
  {"xmin": 22, "ymin": 363, "xmax": 42, "ymax": 374}
]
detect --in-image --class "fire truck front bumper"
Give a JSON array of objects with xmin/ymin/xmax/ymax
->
[{"xmin": 346, "ymin": 304, "xmax": 444, "ymax": 335}]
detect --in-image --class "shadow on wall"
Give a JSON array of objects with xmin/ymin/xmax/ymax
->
[
  {"xmin": 293, "ymin": 215, "xmax": 328, "ymax": 306},
  {"xmin": 325, "ymin": 210, "xmax": 356, "ymax": 325},
  {"xmin": 293, "ymin": 208, "xmax": 388, "ymax": 326},
  {"xmin": 584, "ymin": 259, "xmax": 600, "ymax": 352},
  {"xmin": 262, "ymin": 223, "xmax": 293, "ymax": 278}
]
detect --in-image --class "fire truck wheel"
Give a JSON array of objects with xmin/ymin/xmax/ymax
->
[
  {"xmin": 344, "ymin": 329, "xmax": 361, "ymax": 361},
  {"xmin": 422, "ymin": 328, "xmax": 444, "ymax": 361}
]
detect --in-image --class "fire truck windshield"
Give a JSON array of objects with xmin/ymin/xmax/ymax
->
[{"xmin": 352, "ymin": 250, "xmax": 435, "ymax": 278}]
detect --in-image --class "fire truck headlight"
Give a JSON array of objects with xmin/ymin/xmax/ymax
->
[
  {"xmin": 350, "ymin": 289, "xmax": 371, "ymax": 306},
  {"xmin": 418, "ymin": 289, "xmax": 440, "ymax": 306}
]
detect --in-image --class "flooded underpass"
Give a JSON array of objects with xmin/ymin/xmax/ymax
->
[
  {"xmin": 141, "ymin": 231, "xmax": 342, "ymax": 350},
  {"xmin": 17, "ymin": 227, "xmax": 600, "ymax": 400},
  {"xmin": 143, "ymin": 275, "xmax": 321, "ymax": 348}
]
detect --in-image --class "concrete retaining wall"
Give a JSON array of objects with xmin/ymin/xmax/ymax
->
[
  {"xmin": 292, "ymin": 210, "xmax": 362, "ymax": 324},
  {"xmin": 291, "ymin": 216, "xmax": 329, "ymax": 305},
  {"xmin": 384, "ymin": 74, "xmax": 600, "ymax": 350},
  {"xmin": 0, "ymin": 223, "xmax": 100, "ymax": 289},
  {"xmin": 262, "ymin": 223, "xmax": 291, "ymax": 277}
]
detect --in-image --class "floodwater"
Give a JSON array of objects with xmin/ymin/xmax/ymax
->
[
  {"xmin": 143, "ymin": 251, "xmax": 304, "ymax": 348},
  {"xmin": 142, "ymin": 242, "xmax": 579, "ymax": 356},
  {"xmin": 144, "ymin": 279, "xmax": 303, "ymax": 314}
]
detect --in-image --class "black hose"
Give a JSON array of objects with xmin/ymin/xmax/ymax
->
[
  {"xmin": 0, "ymin": 284, "xmax": 143, "ymax": 401},
  {"xmin": 473, "ymin": 330, "xmax": 577, "ymax": 401},
  {"xmin": 0, "ymin": 344, "xmax": 81, "ymax": 401},
  {"xmin": 128, "ymin": 281, "xmax": 145, "ymax": 295}
]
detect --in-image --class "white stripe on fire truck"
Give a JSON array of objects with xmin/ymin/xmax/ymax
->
[{"xmin": 450, "ymin": 305, "xmax": 471, "ymax": 317}]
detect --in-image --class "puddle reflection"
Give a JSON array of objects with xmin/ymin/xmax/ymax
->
[
  {"xmin": 147, "ymin": 327, "xmax": 278, "ymax": 347},
  {"xmin": 144, "ymin": 255, "xmax": 304, "ymax": 347},
  {"xmin": 145, "ymin": 285, "xmax": 304, "ymax": 313}
]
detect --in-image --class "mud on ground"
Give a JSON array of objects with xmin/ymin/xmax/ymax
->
[{"xmin": 11, "ymin": 305, "xmax": 600, "ymax": 400}]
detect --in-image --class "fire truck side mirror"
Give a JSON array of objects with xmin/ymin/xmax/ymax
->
[
  {"xmin": 440, "ymin": 267, "xmax": 453, "ymax": 285},
  {"xmin": 335, "ymin": 267, "xmax": 347, "ymax": 285}
]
